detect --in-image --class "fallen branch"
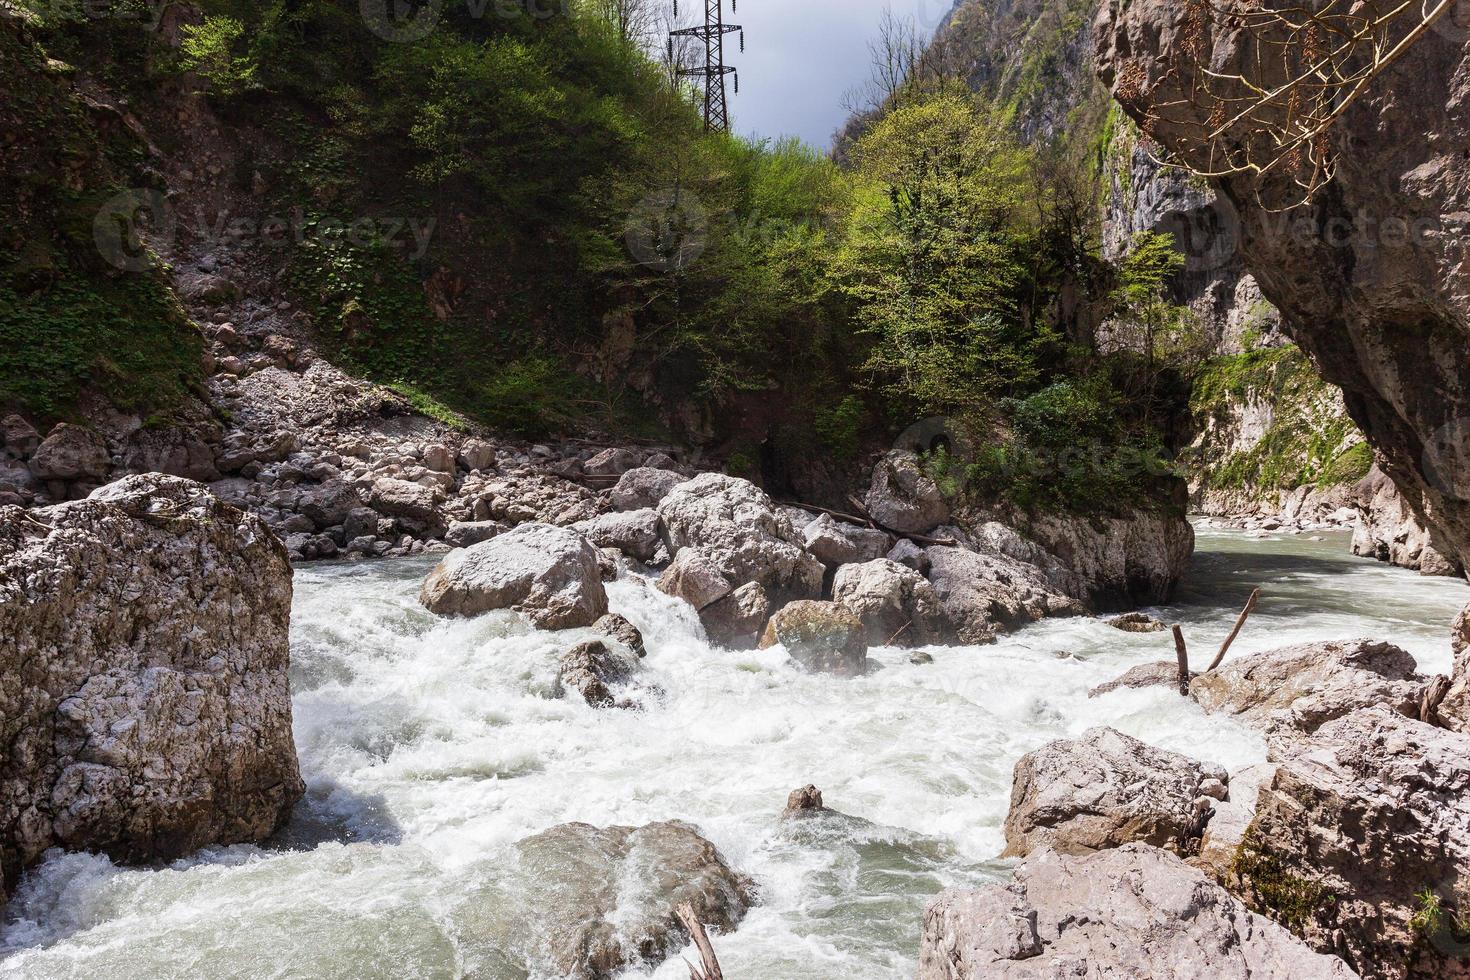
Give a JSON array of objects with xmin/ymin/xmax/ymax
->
[
  {"xmin": 1172, "ymin": 625, "xmax": 1191, "ymax": 697},
  {"xmin": 778, "ymin": 498, "xmax": 956, "ymax": 548},
  {"xmin": 1420, "ymin": 675, "xmax": 1452, "ymax": 728},
  {"xmin": 675, "ymin": 903, "xmax": 725, "ymax": 980},
  {"xmin": 1206, "ymin": 588, "xmax": 1262, "ymax": 673}
]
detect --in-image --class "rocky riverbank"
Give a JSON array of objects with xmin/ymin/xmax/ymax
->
[{"xmin": 920, "ymin": 616, "xmax": 1470, "ymax": 979}]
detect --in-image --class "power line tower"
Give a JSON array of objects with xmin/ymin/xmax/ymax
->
[{"xmin": 670, "ymin": 0, "xmax": 744, "ymax": 134}]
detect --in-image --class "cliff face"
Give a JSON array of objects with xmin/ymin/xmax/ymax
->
[
  {"xmin": 934, "ymin": 0, "xmax": 1279, "ymax": 351},
  {"xmin": 1096, "ymin": 0, "xmax": 1470, "ymax": 573}
]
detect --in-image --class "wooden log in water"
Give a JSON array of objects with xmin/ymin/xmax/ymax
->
[
  {"xmin": 676, "ymin": 902, "xmax": 725, "ymax": 980},
  {"xmin": 1206, "ymin": 588, "xmax": 1262, "ymax": 673},
  {"xmin": 1172, "ymin": 625, "xmax": 1191, "ymax": 697}
]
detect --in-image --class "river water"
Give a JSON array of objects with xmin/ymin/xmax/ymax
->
[{"xmin": 2, "ymin": 525, "xmax": 1465, "ymax": 979}]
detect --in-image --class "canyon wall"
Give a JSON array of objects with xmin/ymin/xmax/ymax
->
[{"xmin": 1096, "ymin": 0, "xmax": 1470, "ymax": 572}]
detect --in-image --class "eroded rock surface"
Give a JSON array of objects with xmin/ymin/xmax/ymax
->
[
  {"xmin": 1191, "ymin": 639, "xmax": 1422, "ymax": 736},
  {"xmin": 1003, "ymin": 727, "xmax": 1225, "ymax": 858},
  {"xmin": 0, "ymin": 475, "xmax": 303, "ymax": 896},
  {"xmin": 925, "ymin": 545, "xmax": 1083, "ymax": 645},
  {"xmin": 918, "ymin": 844, "xmax": 1360, "ymax": 979},
  {"xmin": 1238, "ymin": 709, "xmax": 1470, "ymax": 979},
  {"xmin": 831, "ymin": 558, "xmax": 950, "ymax": 648},
  {"xmin": 865, "ymin": 451, "xmax": 950, "ymax": 535}
]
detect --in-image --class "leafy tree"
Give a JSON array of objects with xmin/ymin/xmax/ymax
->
[{"xmin": 179, "ymin": 16, "xmax": 257, "ymax": 96}]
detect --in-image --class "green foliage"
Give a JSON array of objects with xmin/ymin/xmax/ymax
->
[
  {"xmin": 179, "ymin": 16, "xmax": 257, "ymax": 96},
  {"xmin": 1231, "ymin": 837, "xmax": 1335, "ymax": 932},
  {"xmin": 1187, "ymin": 346, "xmax": 1368, "ymax": 496},
  {"xmin": 838, "ymin": 88, "xmax": 1047, "ymax": 419},
  {"xmin": 813, "ymin": 395, "xmax": 865, "ymax": 462}
]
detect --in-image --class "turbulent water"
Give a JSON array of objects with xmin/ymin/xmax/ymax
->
[{"xmin": 3, "ymin": 525, "xmax": 1465, "ymax": 979}]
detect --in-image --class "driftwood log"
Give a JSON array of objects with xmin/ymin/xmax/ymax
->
[
  {"xmin": 1172, "ymin": 625, "xmax": 1191, "ymax": 696},
  {"xmin": 1206, "ymin": 588, "xmax": 1262, "ymax": 673},
  {"xmin": 676, "ymin": 902, "xmax": 725, "ymax": 980}
]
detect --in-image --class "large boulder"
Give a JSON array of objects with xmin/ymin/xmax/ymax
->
[
  {"xmin": 656, "ymin": 549, "xmax": 732, "ymax": 612},
  {"xmin": 864, "ymin": 451, "xmax": 949, "ymax": 535},
  {"xmin": 28, "ymin": 422, "xmax": 107, "ymax": 483},
  {"xmin": 574, "ymin": 509, "xmax": 662, "ymax": 564},
  {"xmin": 1003, "ymin": 727, "xmax": 1227, "ymax": 859},
  {"xmin": 801, "ymin": 514, "xmax": 892, "ymax": 569},
  {"xmin": 656, "ymin": 474, "xmax": 823, "ymax": 603},
  {"xmin": 1096, "ymin": 0, "xmax": 1470, "ymax": 573},
  {"xmin": 918, "ymin": 845, "xmax": 1360, "ymax": 979},
  {"xmin": 1022, "ymin": 509, "xmax": 1196, "ymax": 608},
  {"xmin": 831, "ymin": 558, "xmax": 949, "ymax": 648},
  {"xmin": 1236, "ymin": 709, "xmax": 1470, "ymax": 979},
  {"xmin": 1190, "ymin": 639, "xmax": 1423, "ymax": 736},
  {"xmin": 367, "ymin": 477, "xmax": 443, "ymax": 527},
  {"xmin": 298, "ymin": 479, "xmax": 363, "ymax": 530},
  {"xmin": 511, "ymin": 821, "xmax": 754, "ymax": 980},
  {"xmin": 759, "ymin": 600, "xmax": 868, "ymax": 676},
  {"xmin": 419, "ymin": 523, "xmax": 608, "ymax": 629},
  {"xmin": 610, "ymin": 467, "xmax": 685, "ymax": 512},
  {"xmin": 0, "ymin": 475, "xmax": 303, "ymax": 897},
  {"xmin": 924, "ymin": 546, "xmax": 1084, "ymax": 645}
]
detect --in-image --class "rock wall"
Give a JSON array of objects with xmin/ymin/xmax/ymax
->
[
  {"xmin": 1096, "ymin": 0, "xmax": 1470, "ymax": 573},
  {"xmin": 0, "ymin": 475, "xmax": 303, "ymax": 899}
]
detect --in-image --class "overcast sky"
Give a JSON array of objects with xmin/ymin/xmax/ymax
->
[{"xmin": 719, "ymin": 0, "xmax": 956, "ymax": 149}]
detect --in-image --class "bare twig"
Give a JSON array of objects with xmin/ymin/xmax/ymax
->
[
  {"xmin": 1172, "ymin": 625, "xmax": 1192, "ymax": 697},
  {"xmin": 1207, "ymin": 588, "xmax": 1261, "ymax": 673},
  {"xmin": 675, "ymin": 903, "xmax": 724, "ymax": 980}
]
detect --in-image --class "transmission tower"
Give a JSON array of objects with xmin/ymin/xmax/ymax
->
[{"xmin": 669, "ymin": 0, "xmax": 744, "ymax": 134}]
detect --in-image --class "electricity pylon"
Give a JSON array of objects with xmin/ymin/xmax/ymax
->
[{"xmin": 670, "ymin": 0, "xmax": 744, "ymax": 133}]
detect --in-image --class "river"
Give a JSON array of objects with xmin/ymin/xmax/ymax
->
[{"xmin": 2, "ymin": 525, "xmax": 1464, "ymax": 978}]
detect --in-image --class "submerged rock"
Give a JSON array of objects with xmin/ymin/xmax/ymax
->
[
  {"xmin": 1003, "ymin": 727, "xmax": 1225, "ymax": 859},
  {"xmin": 759, "ymin": 600, "xmax": 868, "ymax": 676},
  {"xmin": 1108, "ymin": 611, "xmax": 1168, "ymax": 633},
  {"xmin": 0, "ymin": 475, "xmax": 303, "ymax": 897},
  {"xmin": 555, "ymin": 640, "xmax": 640, "ymax": 708},
  {"xmin": 512, "ymin": 820, "xmax": 754, "ymax": 980},
  {"xmin": 419, "ymin": 523, "xmax": 608, "ymax": 629},
  {"xmin": 1190, "ymin": 639, "xmax": 1422, "ymax": 736},
  {"xmin": 1090, "ymin": 660, "xmax": 1198, "ymax": 698},
  {"xmin": 918, "ymin": 845, "xmax": 1359, "ymax": 979},
  {"xmin": 1239, "ymin": 709, "xmax": 1470, "ymax": 979},
  {"xmin": 783, "ymin": 785, "xmax": 827, "ymax": 816}
]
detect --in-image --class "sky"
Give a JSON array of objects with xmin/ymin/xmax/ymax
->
[{"xmin": 716, "ymin": 0, "xmax": 956, "ymax": 149}]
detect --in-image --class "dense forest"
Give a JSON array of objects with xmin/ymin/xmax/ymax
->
[{"xmin": 1, "ymin": 0, "xmax": 1205, "ymax": 514}]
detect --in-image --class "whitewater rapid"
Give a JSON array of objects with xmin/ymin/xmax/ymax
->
[{"xmin": 2, "ymin": 526, "xmax": 1465, "ymax": 978}]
